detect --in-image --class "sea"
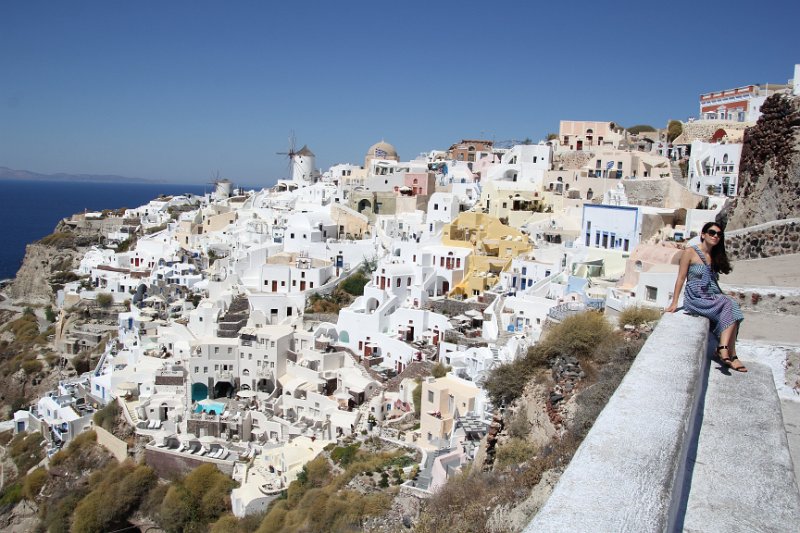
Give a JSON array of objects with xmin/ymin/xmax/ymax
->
[{"xmin": 0, "ymin": 180, "xmax": 209, "ymax": 281}]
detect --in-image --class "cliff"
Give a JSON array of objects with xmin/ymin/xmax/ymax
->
[
  {"xmin": 727, "ymin": 93, "xmax": 800, "ymax": 230},
  {"xmin": 6, "ymin": 243, "xmax": 84, "ymax": 304}
]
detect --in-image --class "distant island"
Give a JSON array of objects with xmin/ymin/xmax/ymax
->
[{"xmin": 0, "ymin": 165, "xmax": 159, "ymax": 184}]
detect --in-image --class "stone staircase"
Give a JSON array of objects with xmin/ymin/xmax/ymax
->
[
  {"xmin": 217, "ymin": 295, "xmax": 249, "ymax": 338},
  {"xmin": 681, "ymin": 361, "xmax": 800, "ymax": 532},
  {"xmin": 670, "ymin": 160, "xmax": 685, "ymax": 185}
]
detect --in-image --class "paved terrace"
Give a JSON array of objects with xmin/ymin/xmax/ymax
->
[{"xmin": 524, "ymin": 312, "xmax": 800, "ymax": 532}]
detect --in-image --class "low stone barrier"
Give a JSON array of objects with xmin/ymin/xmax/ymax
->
[
  {"xmin": 726, "ymin": 218, "xmax": 800, "ymax": 260},
  {"xmin": 94, "ymin": 426, "xmax": 129, "ymax": 462},
  {"xmin": 524, "ymin": 312, "xmax": 709, "ymax": 532}
]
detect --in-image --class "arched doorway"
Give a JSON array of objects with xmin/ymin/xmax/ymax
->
[
  {"xmin": 213, "ymin": 381, "xmax": 234, "ymax": 399},
  {"xmin": 191, "ymin": 383, "xmax": 208, "ymax": 402}
]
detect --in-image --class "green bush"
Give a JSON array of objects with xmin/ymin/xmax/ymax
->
[
  {"xmin": 9, "ymin": 432, "xmax": 44, "ymax": 473},
  {"xmin": 431, "ymin": 362, "xmax": 450, "ymax": 379},
  {"xmin": 340, "ymin": 272, "xmax": 369, "ymax": 296},
  {"xmin": 49, "ymin": 430, "xmax": 97, "ymax": 467},
  {"xmin": 22, "ymin": 467, "xmax": 48, "ymax": 500},
  {"xmin": 626, "ymin": 124, "xmax": 656, "ymax": 134},
  {"xmin": 96, "ymin": 293, "xmax": 113, "ymax": 308},
  {"xmin": 45, "ymin": 306, "xmax": 57, "ymax": 323},
  {"xmin": 413, "ymin": 379, "xmax": 422, "ymax": 417},
  {"xmin": 93, "ymin": 401, "xmax": 120, "ymax": 432},
  {"xmin": 157, "ymin": 463, "xmax": 235, "ymax": 533},
  {"xmin": 0, "ymin": 482, "xmax": 23, "ymax": 507},
  {"xmin": 330, "ymin": 444, "xmax": 360, "ymax": 466},
  {"xmin": 618, "ymin": 305, "xmax": 662, "ymax": 327}
]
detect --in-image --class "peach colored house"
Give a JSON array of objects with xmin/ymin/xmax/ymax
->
[
  {"xmin": 558, "ymin": 121, "xmax": 627, "ymax": 151},
  {"xmin": 402, "ymin": 172, "xmax": 435, "ymax": 196}
]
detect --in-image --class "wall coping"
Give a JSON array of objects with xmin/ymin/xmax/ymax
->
[
  {"xmin": 524, "ymin": 312, "xmax": 709, "ymax": 532},
  {"xmin": 727, "ymin": 217, "xmax": 800, "ymax": 236}
]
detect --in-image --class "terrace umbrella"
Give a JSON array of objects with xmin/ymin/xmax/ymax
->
[{"xmin": 236, "ymin": 390, "xmax": 257, "ymax": 399}]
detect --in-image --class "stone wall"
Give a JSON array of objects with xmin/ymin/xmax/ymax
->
[
  {"xmin": 553, "ymin": 151, "xmax": 593, "ymax": 171},
  {"xmin": 95, "ymin": 426, "xmax": 129, "ymax": 462},
  {"xmin": 145, "ymin": 447, "xmax": 233, "ymax": 479},
  {"xmin": 725, "ymin": 218, "xmax": 800, "ymax": 260},
  {"xmin": 621, "ymin": 176, "xmax": 705, "ymax": 210}
]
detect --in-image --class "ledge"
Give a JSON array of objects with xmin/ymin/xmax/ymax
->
[{"xmin": 524, "ymin": 312, "xmax": 709, "ymax": 532}]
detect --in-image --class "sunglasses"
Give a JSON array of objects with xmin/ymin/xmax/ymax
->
[{"xmin": 706, "ymin": 229, "xmax": 723, "ymax": 238}]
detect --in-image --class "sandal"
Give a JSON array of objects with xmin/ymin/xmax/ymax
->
[
  {"xmin": 716, "ymin": 345, "xmax": 748, "ymax": 372},
  {"xmin": 728, "ymin": 354, "xmax": 748, "ymax": 373}
]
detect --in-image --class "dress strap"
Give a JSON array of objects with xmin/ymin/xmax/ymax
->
[{"xmin": 691, "ymin": 244, "xmax": 709, "ymax": 266}]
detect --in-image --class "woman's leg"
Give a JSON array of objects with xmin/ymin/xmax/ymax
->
[{"xmin": 720, "ymin": 322, "xmax": 746, "ymax": 371}]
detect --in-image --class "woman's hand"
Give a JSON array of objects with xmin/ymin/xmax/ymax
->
[{"xmin": 664, "ymin": 303, "xmax": 677, "ymax": 313}]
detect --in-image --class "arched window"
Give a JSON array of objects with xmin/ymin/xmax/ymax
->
[{"xmin": 722, "ymin": 154, "xmax": 729, "ymax": 163}]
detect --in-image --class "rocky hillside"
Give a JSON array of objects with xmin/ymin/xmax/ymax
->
[{"xmin": 728, "ymin": 93, "xmax": 800, "ymax": 230}]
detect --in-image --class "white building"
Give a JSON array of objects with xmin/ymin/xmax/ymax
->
[
  {"xmin": 687, "ymin": 141, "xmax": 742, "ymax": 197},
  {"xmin": 580, "ymin": 204, "xmax": 640, "ymax": 252}
]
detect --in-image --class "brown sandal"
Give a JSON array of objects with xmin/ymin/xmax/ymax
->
[{"xmin": 717, "ymin": 345, "xmax": 748, "ymax": 372}]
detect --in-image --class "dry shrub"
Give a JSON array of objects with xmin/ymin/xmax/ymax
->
[
  {"xmin": 485, "ymin": 311, "xmax": 615, "ymax": 406},
  {"xmin": 618, "ymin": 305, "xmax": 661, "ymax": 327},
  {"xmin": 495, "ymin": 437, "xmax": 537, "ymax": 469},
  {"xmin": 256, "ymin": 449, "xmax": 400, "ymax": 532}
]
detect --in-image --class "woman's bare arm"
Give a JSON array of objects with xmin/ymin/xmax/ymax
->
[{"xmin": 665, "ymin": 249, "xmax": 692, "ymax": 312}]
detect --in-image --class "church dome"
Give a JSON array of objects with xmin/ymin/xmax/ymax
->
[{"xmin": 366, "ymin": 140, "xmax": 398, "ymax": 160}]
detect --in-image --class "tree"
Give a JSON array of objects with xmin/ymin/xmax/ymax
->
[
  {"xmin": 667, "ymin": 120, "xmax": 683, "ymax": 142},
  {"xmin": 412, "ymin": 379, "xmax": 422, "ymax": 417},
  {"xmin": 627, "ymin": 124, "xmax": 656, "ymax": 135}
]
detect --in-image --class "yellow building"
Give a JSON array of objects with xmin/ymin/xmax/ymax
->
[
  {"xmin": 442, "ymin": 212, "xmax": 532, "ymax": 297},
  {"xmin": 420, "ymin": 375, "xmax": 480, "ymax": 448}
]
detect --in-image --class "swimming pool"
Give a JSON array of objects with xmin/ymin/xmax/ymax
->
[{"xmin": 194, "ymin": 400, "xmax": 226, "ymax": 415}]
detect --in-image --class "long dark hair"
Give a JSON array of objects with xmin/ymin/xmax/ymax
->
[{"xmin": 701, "ymin": 221, "xmax": 732, "ymax": 274}]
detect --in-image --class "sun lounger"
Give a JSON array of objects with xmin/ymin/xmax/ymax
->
[
  {"xmin": 189, "ymin": 444, "xmax": 200, "ymax": 454},
  {"xmin": 197, "ymin": 447, "xmax": 207, "ymax": 456},
  {"xmin": 218, "ymin": 449, "xmax": 229, "ymax": 460}
]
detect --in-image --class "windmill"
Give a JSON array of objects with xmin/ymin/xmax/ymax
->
[
  {"xmin": 209, "ymin": 170, "xmax": 232, "ymax": 198},
  {"xmin": 276, "ymin": 131, "xmax": 301, "ymax": 181},
  {"xmin": 277, "ymin": 131, "xmax": 316, "ymax": 183}
]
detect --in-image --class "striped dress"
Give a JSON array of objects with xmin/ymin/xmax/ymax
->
[{"xmin": 683, "ymin": 245, "xmax": 744, "ymax": 338}]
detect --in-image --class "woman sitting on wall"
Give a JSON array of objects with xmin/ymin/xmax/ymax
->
[{"xmin": 666, "ymin": 222, "xmax": 746, "ymax": 372}]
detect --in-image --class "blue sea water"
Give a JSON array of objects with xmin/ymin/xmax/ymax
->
[{"xmin": 0, "ymin": 180, "xmax": 208, "ymax": 280}]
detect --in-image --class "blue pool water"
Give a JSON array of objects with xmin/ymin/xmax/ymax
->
[{"xmin": 195, "ymin": 401, "xmax": 226, "ymax": 415}]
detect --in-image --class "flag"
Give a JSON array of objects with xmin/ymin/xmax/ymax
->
[
  {"xmin": 375, "ymin": 148, "xmax": 387, "ymax": 158},
  {"xmin": 606, "ymin": 161, "xmax": 615, "ymax": 170}
]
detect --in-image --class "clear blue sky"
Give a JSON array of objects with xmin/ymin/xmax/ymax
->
[{"xmin": 1, "ymin": 1, "xmax": 797, "ymax": 186}]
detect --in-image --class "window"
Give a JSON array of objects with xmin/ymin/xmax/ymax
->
[
  {"xmin": 646, "ymin": 286, "xmax": 658, "ymax": 302},
  {"xmin": 428, "ymin": 391, "xmax": 434, "ymax": 402},
  {"xmin": 434, "ymin": 204, "xmax": 439, "ymax": 210},
  {"xmin": 396, "ymin": 278, "xmax": 401, "ymax": 287}
]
